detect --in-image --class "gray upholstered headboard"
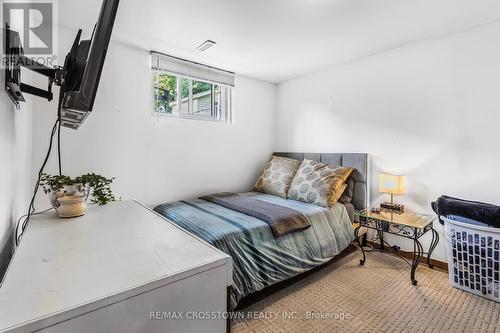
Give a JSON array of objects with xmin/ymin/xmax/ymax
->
[{"xmin": 273, "ymin": 152, "xmax": 369, "ymax": 211}]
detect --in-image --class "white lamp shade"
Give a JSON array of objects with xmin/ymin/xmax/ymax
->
[{"xmin": 379, "ymin": 174, "xmax": 407, "ymax": 195}]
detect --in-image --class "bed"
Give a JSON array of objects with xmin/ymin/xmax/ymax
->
[{"xmin": 154, "ymin": 152, "xmax": 369, "ymax": 308}]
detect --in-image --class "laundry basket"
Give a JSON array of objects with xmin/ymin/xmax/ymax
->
[{"xmin": 444, "ymin": 216, "xmax": 500, "ymax": 302}]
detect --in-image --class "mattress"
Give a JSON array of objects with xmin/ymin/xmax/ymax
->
[{"xmin": 154, "ymin": 192, "xmax": 354, "ymax": 308}]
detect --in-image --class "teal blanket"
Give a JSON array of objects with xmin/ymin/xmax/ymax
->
[{"xmin": 154, "ymin": 192, "xmax": 354, "ymax": 309}]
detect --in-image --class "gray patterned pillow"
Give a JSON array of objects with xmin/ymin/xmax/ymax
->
[
  {"xmin": 254, "ymin": 156, "xmax": 301, "ymax": 198},
  {"xmin": 288, "ymin": 160, "xmax": 353, "ymax": 208}
]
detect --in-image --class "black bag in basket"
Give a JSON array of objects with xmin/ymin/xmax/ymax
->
[{"xmin": 431, "ymin": 195, "xmax": 500, "ymax": 228}]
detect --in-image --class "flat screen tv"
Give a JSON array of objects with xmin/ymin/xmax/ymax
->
[
  {"xmin": 59, "ymin": 0, "xmax": 120, "ymax": 129},
  {"xmin": 4, "ymin": 0, "xmax": 120, "ymax": 130}
]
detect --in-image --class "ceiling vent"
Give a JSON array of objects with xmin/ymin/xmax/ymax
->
[{"xmin": 196, "ymin": 40, "xmax": 216, "ymax": 51}]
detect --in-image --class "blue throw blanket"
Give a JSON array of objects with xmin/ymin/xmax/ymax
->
[
  {"xmin": 154, "ymin": 192, "xmax": 354, "ymax": 308},
  {"xmin": 200, "ymin": 192, "xmax": 311, "ymax": 236}
]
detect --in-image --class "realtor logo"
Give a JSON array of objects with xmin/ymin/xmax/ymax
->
[{"xmin": 2, "ymin": 0, "xmax": 57, "ymax": 55}]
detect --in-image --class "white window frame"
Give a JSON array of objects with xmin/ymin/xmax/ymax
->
[{"xmin": 151, "ymin": 53, "xmax": 233, "ymax": 123}]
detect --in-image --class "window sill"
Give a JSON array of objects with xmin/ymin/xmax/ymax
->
[{"xmin": 152, "ymin": 112, "xmax": 231, "ymax": 124}]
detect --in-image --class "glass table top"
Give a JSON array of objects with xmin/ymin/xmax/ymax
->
[{"xmin": 355, "ymin": 209, "xmax": 438, "ymax": 230}]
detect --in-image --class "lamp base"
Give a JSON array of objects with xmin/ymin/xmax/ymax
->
[{"xmin": 380, "ymin": 202, "xmax": 405, "ymax": 214}]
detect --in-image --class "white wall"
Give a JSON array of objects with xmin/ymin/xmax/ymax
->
[
  {"xmin": 32, "ymin": 29, "xmax": 277, "ymax": 208},
  {"xmin": 30, "ymin": 19, "xmax": 500, "ymax": 264},
  {"xmin": 0, "ymin": 81, "xmax": 32, "ymax": 277},
  {"xmin": 275, "ymin": 20, "xmax": 500, "ymax": 261}
]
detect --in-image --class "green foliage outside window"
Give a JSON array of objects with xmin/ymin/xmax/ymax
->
[
  {"xmin": 154, "ymin": 73, "xmax": 214, "ymax": 113},
  {"xmin": 154, "ymin": 74, "xmax": 176, "ymax": 113}
]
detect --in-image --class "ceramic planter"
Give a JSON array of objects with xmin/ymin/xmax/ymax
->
[
  {"xmin": 49, "ymin": 183, "xmax": 90, "ymax": 209},
  {"xmin": 57, "ymin": 195, "xmax": 87, "ymax": 218}
]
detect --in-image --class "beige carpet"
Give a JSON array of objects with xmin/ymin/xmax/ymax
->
[{"xmin": 232, "ymin": 251, "xmax": 500, "ymax": 333}]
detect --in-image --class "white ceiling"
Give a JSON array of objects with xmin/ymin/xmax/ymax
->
[{"xmin": 59, "ymin": 0, "xmax": 500, "ymax": 83}]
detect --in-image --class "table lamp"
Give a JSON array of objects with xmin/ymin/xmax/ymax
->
[{"xmin": 379, "ymin": 173, "xmax": 407, "ymax": 214}]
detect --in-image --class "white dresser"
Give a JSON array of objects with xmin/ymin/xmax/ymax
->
[{"xmin": 0, "ymin": 201, "xmax": 232, "ymax": 333}]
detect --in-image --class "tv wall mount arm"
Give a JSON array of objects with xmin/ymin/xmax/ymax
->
[
  {"xmin": 4, "ymin": 24, "xmax": 65, "ymax": 104},
  {"xmin": 12, "ymin": 55, "xmax": 63, "ymax": 101}
]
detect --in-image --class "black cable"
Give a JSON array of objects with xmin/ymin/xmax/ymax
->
[
  {"xmin": 15, "ymin": 207, "xmax": 55, "ymax": 232},
  {"xmin": 380, "ymin": 239, "xmax": 412, "ymax": 266},
  {"xmin": 56, "ymin": 75, "xmax": 66, "ymax": 178},
  {"xmin": 15, "ymin": 118, "xmax": 60, "ymax": 246},
  {"xmin": 57, "ymin": 118, "xmax": 62, "ymax": 176},
  {"xmin": 16, "ymin": 69, "xmax": 66, "ymax": 246}
]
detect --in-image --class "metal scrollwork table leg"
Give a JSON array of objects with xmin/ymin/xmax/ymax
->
[
  {"xmin": 355, "ymin": 224, "xmax": 366, "ymax": 265},
  {"xmin": 410, "ymin": 229, "xmax": 424, "ymax": 286},
  {"xmin": 427, "ymin": 227, "xmax": 439, "ymax": 269}
]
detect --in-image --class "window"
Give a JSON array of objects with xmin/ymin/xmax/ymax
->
[{"xmin": 152, "ymin": 53, "xmax": 233, "ymax": 122}]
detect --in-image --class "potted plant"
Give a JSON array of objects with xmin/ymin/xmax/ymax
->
[{"xmin": 40, "ymin": 173, "xmax": 116, "ymax": 213}]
